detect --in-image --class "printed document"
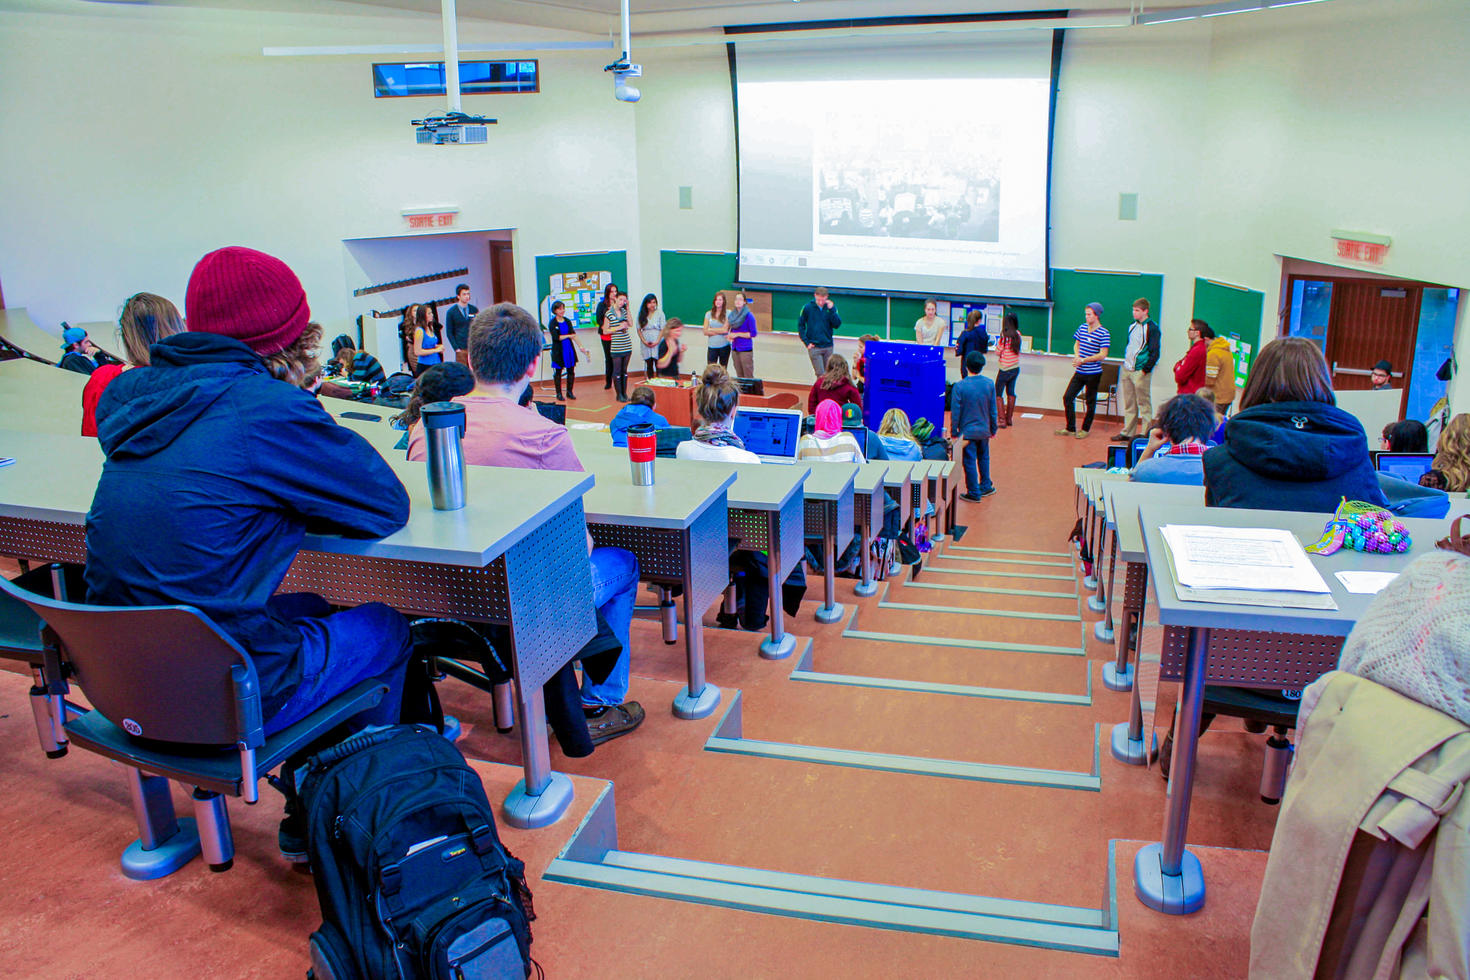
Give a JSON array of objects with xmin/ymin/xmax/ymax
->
[{"xmin": 1161, "ymin": 525, "xmax": 1332, "ymax": 595}]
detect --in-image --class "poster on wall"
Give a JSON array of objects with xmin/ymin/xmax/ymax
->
[
  {"xmin": 946, "ymin": 301, "xmax": 999, "ymax": 347},
  {"xmin": 1231, "ymin": 336, "xmax": 1252, "ymax": 389},
  {"xmin": 542, "ymin": 270, "xmax": 611, "ymax": 331}
]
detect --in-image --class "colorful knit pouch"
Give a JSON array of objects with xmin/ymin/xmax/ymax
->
[{"xmin": 1306, "ymin": 499, "xmax": 1412, "ymax": 556}]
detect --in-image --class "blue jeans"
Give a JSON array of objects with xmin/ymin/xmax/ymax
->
[
  {"xmin": 962, "ymin": 438, "xmax": 993, "ymax": 496},
  {"xmin": 264, "ymin": 594, "xmax": 412, "ymax": 735},
  {"xmin": 581, "ymin": 546, "xmax": 640, "ymax": 707}
]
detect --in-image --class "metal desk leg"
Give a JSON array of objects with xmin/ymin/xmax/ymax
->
[
  {"xmin": 502, "ymin": 682, "xmax": 574, "ymax": 830},
  {"xmin": 1091, "ymin": 529, "xmax": 1116, "ymax": 630},
  {"xmin": 1082, "ymin": 498, "xmax": 1100, "ymax": 590},
  {"xmin": 931, "ymin": 476, "xmax": 946, "ymax": 543},
  {"xmin": 815, "ymin": 503, "xmax": 844, "ymax": 623},
  {"xmin": 854, "ymin": 497, "xmax": 878, "ymax": 598},
  {"xmin": 760, "ymin": 511, "xmax": 796, "ymax": 660},
  {"xmin": 1135, "ymin": 625, "xmax": 1209, "ymax": 915},
  {"xmin": 673, "ymin": 572, "xmax": 721, "ymax": 719},
  {"xmin": 1110, "ymin": 571, "xmax": 1154, "ymax": 763},
  {"xmin": 1105, "ymin": 564, "xmax": 1144, "ymax": 692}
]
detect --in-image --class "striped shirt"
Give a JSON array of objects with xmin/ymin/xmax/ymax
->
[
  {"xmin": 797, "ymin": 432, "xmax": 865, "ymax": 464},
  {"xmin": 996, "ymin": 335, "xmax": 1020, "ymax": 371},
  {"xmin": 607, "ymin": 308, "xmax": 633, "ymax": 355},
  {"xmin": 1073, "ymin": 324, "xmax": 1109, "ymax": 375}
]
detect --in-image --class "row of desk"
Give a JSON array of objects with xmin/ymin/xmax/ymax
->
[
  {"xmin": 0, "ymin": 352, "xmax": 961, "ymax": 834},
  {"xmin": 1072, "ymin": 464, "xmax": 1465, "ymax": 916}
]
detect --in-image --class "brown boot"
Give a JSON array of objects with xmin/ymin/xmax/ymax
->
[
  {"xmin": 996, "ymin": 397, "xmax": 1008, "ymax": 428},
  {"xmin": 1004, "ymin": 396, "xmax": 1016, "ymax": 427}
]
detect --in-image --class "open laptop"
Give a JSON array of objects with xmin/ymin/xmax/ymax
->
[
  {"xmin": 1375, "ymin": 451, "xmax": 1435, "ymax": 482},
  {"xmin": 733, "ymin": 407, "xmax": 802, "ymax": 464},
  {"xmin": 1128, "ymin": 436, "xmax": 1150, "ymax": 468}
]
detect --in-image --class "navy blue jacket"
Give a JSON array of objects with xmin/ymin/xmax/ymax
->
[
  {"xmin": 950, "ymin": 373, "xmax": 998, "ymax": 441},
  {"xmin": 1202, "ymin": 400, "xmax": 1388, "ymax": 513},
  {"xmin": 955, "ymin": 325, "xmax": 990, "ymax": 362},
  {"xmin": 85, "ymin": 333, "xmax": 409, "ymax": 716},
  {"xmin": 797, "ymin": 301, "xmax": 841, "ymax": 348}
]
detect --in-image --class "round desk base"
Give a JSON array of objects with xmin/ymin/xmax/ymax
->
[
  {"xmin": 1093, "ymin": 620, "xmax": 1114, "ymax": 643},
  {"xmin": 673, "ymin": 683, "xmax": 722, "ymax": 720},
  {"xmin": 502, "ymin": 772, "xmax": 574, "ymax": 830},
  {"xmin": 122, "ymin": 817, "xmax": 201, "ymax": 881},
  {"xmin": 1083, "ymin": 574, "xmax": 1099, "ymax": 590},
  {"xmin": 1102, "ymin": 662, "xmax": 1133, "ymax": 692},
  {"xmin": 852, "ymin": 581, "xmax": 879, "ymax": 598},
  {"xmin": 814, "ymin": 603, "xmax": 845, "ymax": 624},
  {"xmin": 1134, "ymin": 843, "xmax": 1205, "ymax": 915},
  {"xmin": 759, "ymin": 633, "xmax": 798, "ymax": 660},
  {"xmin": 1110, "ymin": 721, "xmax": 1157, "ymax": 766},
  {"xmin": 1088, "ymin": 594, "xmax": 1108, "ymax": 614}
]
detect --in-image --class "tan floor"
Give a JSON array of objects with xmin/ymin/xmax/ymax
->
[{"xmin": 0, "ymin": 392, "xmax": 1282, "ymax": 978}]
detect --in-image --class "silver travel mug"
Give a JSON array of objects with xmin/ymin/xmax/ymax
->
[{"xmin": 421, "ymin": 401, "xmax": 467, "ymax": 511}]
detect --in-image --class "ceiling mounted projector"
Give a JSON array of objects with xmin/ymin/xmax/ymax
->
[{"xmin": 412, "ymin": 111, "xmax": 497, "ymax": 145}]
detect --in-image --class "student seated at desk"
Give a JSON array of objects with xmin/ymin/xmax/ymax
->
[
  {"xmin": 678, "ymin": 364, "xmax": 808, "ymax": 630},
  {"xmin": 806, "ymin": 354, "xmax": 862, "ymax": 416},
  {"xmin": 81, "ymin": 292, "xmax": 185, "ymax": 437},
  {"xmin": 408, "ymin": 304, "xmax": 645, "ymax": 745},
  {"xmin": 85, "ymin": 246, "xmax": 417, "ymax": 860},
  {"xmin": 877, "ymin": 408, "xmax": 925, "ymax": 462},
  {"xmin": 610, "ymin": 385, "xmax": 670, "ymax": 447},
  {"xmin": 1203, "ymin": 338, "xmax": 1387, "ymax": 511},
  {"xmin": 391, "ymin": 361, "xmax": 475, "ymax": 451},
  {"xmin": 1432, "ymin": 413, "xmax": 1470, "ymax": 492},
  {"xmin": 798, "ymin": 399, "xmax": 865, "ymax": 463},
  {"xmin": 328, "ymin": 334, "xmax": 386, "ymax": 384},
  {"xmin": 1130, "ymin": 394, "xmax": 1216, "ymax": 485},
  {"xmin": 1380, "ymin": 419, "xmax": 1429, "ymax": 454}
]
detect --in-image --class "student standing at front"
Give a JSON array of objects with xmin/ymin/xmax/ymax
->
[
  {"xmin": 798, "ymin": 286, "xmax": 840, "ymax": 376},
  {"xmin": 1056, "ymin": 302, "xmax": 1110, "ymax": 439},
  {"xmin": 1113, "ymin": 298, "xmax": 1161, "ymax": 443},
  {"xmin": 951, "ymin": 351, "xmax": 998, "ymax": 500}
]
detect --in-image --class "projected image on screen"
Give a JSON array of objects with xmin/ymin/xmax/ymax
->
[{"xmin": 735, "ymin": 38, "xmax": 1056, "ymax": 300}]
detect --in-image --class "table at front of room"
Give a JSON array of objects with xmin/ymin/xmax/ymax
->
[
  {"xmin": 800, "ymin": 463, "xmax": 857, "ymax": 624},
  {"xmin": 0, "ymin": 427, "xmax": 600, "ymax": 831},
  {"xmin": 1133, "ymin": 502, "xmax": 1449, "ymax": 915}
]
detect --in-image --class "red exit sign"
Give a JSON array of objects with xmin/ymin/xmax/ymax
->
[
  {"xmin": 403, "ymin": 208, "xmax": 459, "ymax": 230},
  {"xmin": 1330, "ymin": 229, "xmax": 1390, "ymax": 265}
]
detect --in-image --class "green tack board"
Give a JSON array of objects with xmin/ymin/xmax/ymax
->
[
  {"xmin": 535, "ymin": 250, "xmax": 629, "ymax": 319},
  {"xmin": 1192, "ymin": 277, "xmax": 1264, "ymax": 389},
  {"xmin": 1050, "ymin": 269, "xmax": 1164, "ymax": 357},
  {"xmin": 1004, "ymin": 305, "xmax": 1051, "ymax": 353},
  {"xmin": 769, "ymin": 290, "xmax": 890, "ymax": 340},
  {"xmin": 659, "ymin": 250, "xmax": 737, "ymax": 327}
]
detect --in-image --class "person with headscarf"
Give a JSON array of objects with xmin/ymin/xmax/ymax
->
[{"xmin": 798, "ymin": 398, "xmax": 865, "ymax": 463}]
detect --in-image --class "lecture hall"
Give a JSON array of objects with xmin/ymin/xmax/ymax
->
[{"xmin": 1, "ymin": 0, "xmax": 1468, "ymax": 976}]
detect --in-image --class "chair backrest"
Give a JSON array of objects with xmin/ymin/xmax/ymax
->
[
  {"xmin": 0, "ymin": 574, "xmax": 261, "ymax": 747},
  {"xmin": 1097, "ymin": 360, "xmax": 1121, "ymax": 393}
]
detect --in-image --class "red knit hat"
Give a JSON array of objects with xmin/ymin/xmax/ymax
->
[{"xmin": 185, "ymin": 246, "xmax": 311, "ymax": 356}]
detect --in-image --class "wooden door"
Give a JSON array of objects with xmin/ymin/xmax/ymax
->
[
  {"xmin": 1322, "ymin": 281, "xmax": 1419, "ymax": 397},
  {"xmin": 489, "ymin": 241, "xmax": 516, "ymax": 304}
]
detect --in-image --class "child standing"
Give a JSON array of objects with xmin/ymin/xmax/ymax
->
[{"xmin": 549, "ymin": 300, "xmax": 588, "ymax": 401}]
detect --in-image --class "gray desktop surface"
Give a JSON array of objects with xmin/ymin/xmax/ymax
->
[
  {"xmin": 801, "ymin": 463, "xmax": 857, "ymax": 502},
  {"xmin": 1106, "ymin": 482, "xmax": 1204, "ymax": 563},
  {"xmin": 0, "ymin": 427, "xmax": 592, "ymax": 568},
  {"xmin": 854, "ymin": 462, "xmax": 888, "ymax": 495},
  {"xmin": 569, "ymin": 429, "xmax": 807, "ymax": 512},
  {"xmin": 1139, "ymin": 503, "xmax": 1448, "ymax": 636}
]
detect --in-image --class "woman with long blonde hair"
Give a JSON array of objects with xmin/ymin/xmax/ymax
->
[{"xmin": 1432, "ymin": 413, "xmax": 1470, "ymax": 492}]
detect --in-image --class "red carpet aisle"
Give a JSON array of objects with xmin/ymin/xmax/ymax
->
[{"xmin": 0, "ymin": 391, "xmax": 1283, "ymax": 978}]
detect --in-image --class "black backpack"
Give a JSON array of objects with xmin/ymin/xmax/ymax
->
[{"xmin": 299, "ymin": 725, "xmax": 537, "ymax": 980}]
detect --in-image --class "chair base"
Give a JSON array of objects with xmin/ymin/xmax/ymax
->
[
  {"xmin": 1083, "ymin": 574, "xmax": 1099, "ymax": 590},
  {"xmin": 121, "ymin": 817, "xmax": 201, "ymax": 881},
  {"xmin": 502, "ymin": 772, "xmax": 574, "ymax": 830},
  {"xmin": 1102, "ymin": 662, "xmax": 1133, "ymax": 692},
  {"xmin": 1093, "ymin": 620, "xmax": 1114, "ymax": 643},
  {"xmin": 1110, "ymin": 721, "xmax": 1157, "ymax": 766},
  {"xmin": 759, "ymin": 633, "xmax": 797, "ymax": 660},
  {"xmin": 1134, "ymin": 843, "xmax": 1205, "ymax": 915},
  {"xmin": 1088, "ymin": 594, "xmax": 1107, "ymax": 614},
  {"xmin": 814, "ymin": 603, "xmax": 845, "ymax": 624},
  {"xmin": 673, "ymin": 683, "xmax": 722, "ymax": 721},
  {"xmin": 852, "ymin": 581, "xmax": 879, "ymax": 598}
]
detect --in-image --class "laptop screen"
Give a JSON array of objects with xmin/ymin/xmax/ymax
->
[
  {"xmin": 1107, "ymin": 445, "xmax": 1129, "ymax": 469},
  {"xmin": 734, "ymin": 408, "xmax": 802, "ymax": 460},
  {"xmin": 1375, "ymin": 452, "xmax": 1435, "ymax": 482}
]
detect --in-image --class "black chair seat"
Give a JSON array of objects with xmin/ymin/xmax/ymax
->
[
  {"xmin": 1203, "ymin": 685, "xmax": 1300, "ymax": 731},
  {"xmin": 63, "ymin": 680, "xmax": 386, "ymax": 797}
]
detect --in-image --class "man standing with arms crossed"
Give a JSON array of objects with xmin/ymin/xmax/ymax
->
[
  {"xmin": 1112, "ymin": 297, "xmax": 1161, "ymax": 443},
  {"xmin": 445, "ymin": 283, "xmax": 478, "ymax": 366},
  {"xmin": 798, "ymin": 286, "xmax": 840, "ymax": 377},
  {"xmin": 1055, "ymin": 302, "xmax": 1110, "ymax": 439}
]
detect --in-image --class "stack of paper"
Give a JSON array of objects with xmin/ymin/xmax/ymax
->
[{"xmin": 1160, "ymin": 525, "xmax": 1338, "ymax": 610}]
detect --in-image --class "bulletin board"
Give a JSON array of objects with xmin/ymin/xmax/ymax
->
[
  {"xmin": 535, "ymin": 251, "xmax": 628, "ymax": 329},
  {"xmin": 1050, "ymin": 269, "xmax": 1164, "ymax": 357},
  {"xmin": 1192, "ymin": 277, "xmax": 1265, "ymax": 389}
]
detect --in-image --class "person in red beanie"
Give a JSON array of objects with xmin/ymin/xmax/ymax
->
[{"xmin": 84, "ymin": 246, "xmax": 417, "ymax": 863}]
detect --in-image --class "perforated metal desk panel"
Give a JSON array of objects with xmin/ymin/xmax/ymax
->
[
  {"xmin": 801, "ymin": 464, "xmax": 857, "ymax": 552},
  {"xmin": 881, "ymin": 461, "xmax": 915, "ymax": 532}
]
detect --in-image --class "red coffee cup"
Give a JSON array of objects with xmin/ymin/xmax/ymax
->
[{"xmin": 627, "ymin": 423, "xmax": 656, "ymax": 486}]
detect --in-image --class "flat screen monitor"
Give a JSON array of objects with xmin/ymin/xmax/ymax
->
[
  {"xmin": 733, "ymin": 407, "xmax": 802, "ymax": 463},
  {"xmin": 1375, "ymin": 452, "xmax": 1435, "ymax": 483},
  {"xmin": 1106, "ymin": 445, "xmax": 1129, "ymax": 469}
]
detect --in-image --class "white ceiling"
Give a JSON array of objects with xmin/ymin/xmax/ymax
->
[{"xmin": 50, "ymin": 0, "xmax": 1168, "ymax": 35}]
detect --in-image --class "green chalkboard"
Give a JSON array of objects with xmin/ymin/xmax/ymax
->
[
  {"xmin": 658, "ymin": 250, "xmax": 738, "ymax": 327},
  {"xmin": 1192, "ymin": 277, "xmax": 1265, "ymax": 388},
  {"xmin": 769, "ymin": 289, "xmax": 887, "ymax": 340},
  {"xmin": 535, "ymin": 251, "xmax": 628, "ymax": 324},
  {"xmin": 1050, "ymin": 269, "xmax": 1164, "ymax": 357},
  {"xmin": 1005, "ymin": 305, "xmax": 1051, "ymax": 353}
]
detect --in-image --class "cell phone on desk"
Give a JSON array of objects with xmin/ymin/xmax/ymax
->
[
  {"xmin": 0, "ymin": 457, "xmax": 14, "ymax": 468},
  {"xmin": 339, "ymin": 412, "xmax": 381, "ymax": 423}
]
